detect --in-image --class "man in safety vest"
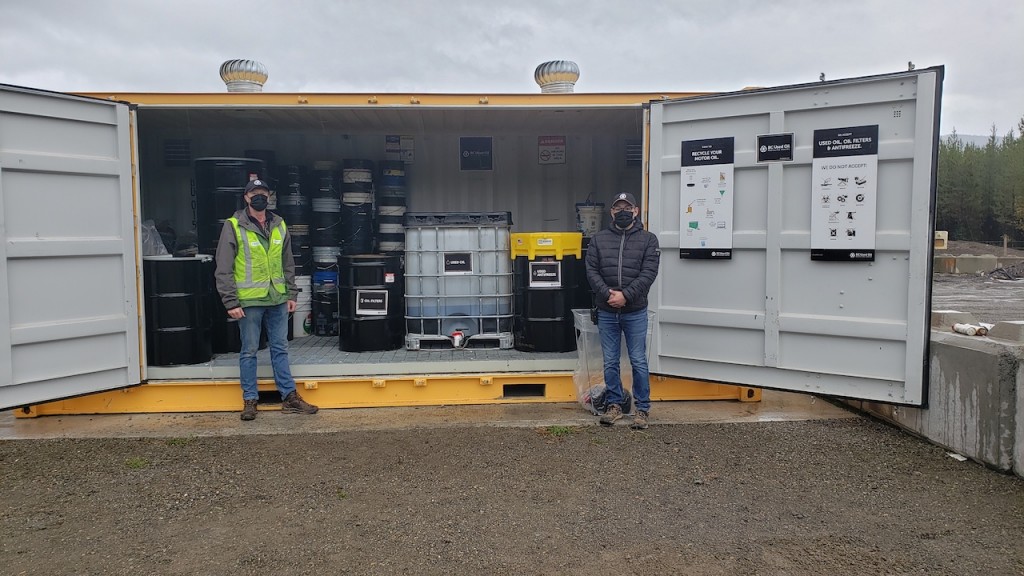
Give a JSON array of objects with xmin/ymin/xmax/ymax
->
[{"xmin": 215, "ymin": 179, "xmax": 319, "ymax": 421}]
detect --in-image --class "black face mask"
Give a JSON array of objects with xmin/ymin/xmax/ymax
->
[
  {"xmin": 613, "ymin": 210, "xmax": 635, "ymax": 228},
  {"xmin": 248, "ymin": 194, "xmax": 269, "ymax": 211}
]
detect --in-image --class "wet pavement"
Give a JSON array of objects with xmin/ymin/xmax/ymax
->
[{"xmin": 0, "ymin": 390, "xmax": 856, "ymax": 440}]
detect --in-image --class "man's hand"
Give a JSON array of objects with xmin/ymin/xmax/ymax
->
[
  {"xmin": 607, "ymin": 290, "xmax": 627, "ymax": 308},
  {"xmin": 227, "ymin": 307, "xmax": 245, "ymax": 319},
  {"xmin": 287, "ymin": 300, "xmax": 297, "ymax": 313}
]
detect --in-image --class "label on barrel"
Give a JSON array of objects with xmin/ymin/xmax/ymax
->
[
  {"xmin": 385, "ymin": 273, "xmax": 396, "ymax": 284},
  {"xmin": 444, "ymin": 252, "xmax": 473, "ymax": 274},
  {"xmin": 356, "ymin": 290, "xmax": 388, "ymax": 316},
  {"xmin": 529, "ymin": 261, "xmax": 562, "ymax": 288}
]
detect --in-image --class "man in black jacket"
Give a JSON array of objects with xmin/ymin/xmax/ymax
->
[{"xmin": 585, "ymin": 192, "xmax": 660, "ymax": 429}]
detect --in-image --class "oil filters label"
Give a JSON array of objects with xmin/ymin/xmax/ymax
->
[
  {"xmin": 679, "ymin": 137, "xmax": 735, "ymax": 260},
  {"xmin": 810, "ymin": 125, "xmax": 879, "ymax": 262},
  {"xmin": 529, "ymin": 261, "xmax": 562, "ymax": 288},
  {"xmin": 443, "ymin": 252, "xmax": 473, "ymax": 274},
  {"xmin": 356, "ymin": 290, "xmax": 388, "ymax": 316}
]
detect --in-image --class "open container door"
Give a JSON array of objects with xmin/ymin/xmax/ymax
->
[
  {"xmin": 647, "ymin": 67, "xmax": 942, "ymax": 405},
  {"xmin": 0, "ymin": 85, "xmax": 142, "ymax": 409}
]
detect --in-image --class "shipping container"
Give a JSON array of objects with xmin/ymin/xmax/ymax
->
[{"xmin": 0, "ymin": 64, "xmax": 943, "ymax": 414}]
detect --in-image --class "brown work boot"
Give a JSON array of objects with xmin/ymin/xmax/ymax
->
[
  {"xmin": 281, "ymin": 391, "xmax": 319, "ymax": 414},
  {"xmin": 240, "ymin": 399, "xmax": 258, "ymax": 421},
  {"xmin": 630, "ymin": 410, "xmax": 649, "ymax": 430},
  {"xmin": 600, "ymin": 403, "xmax": 623, "ymax": 426}
]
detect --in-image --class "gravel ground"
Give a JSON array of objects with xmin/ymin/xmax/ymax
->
[{"xmin": 1, "ymin": 419, "xmax": 1022, "ymax": 576}]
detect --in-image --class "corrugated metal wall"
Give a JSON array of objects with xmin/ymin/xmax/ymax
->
[{"xmin": 137, "ymin": 108, "xmax": 644, "ymax": 245}]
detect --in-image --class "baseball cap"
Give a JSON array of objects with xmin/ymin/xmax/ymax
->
[
  {"xmin": 611, "ymin": 192, "xmax": 637, "ymax": 207},
  {"xmin": 244, "ymin": 179, "xmax": 270, "ymax": 194}
]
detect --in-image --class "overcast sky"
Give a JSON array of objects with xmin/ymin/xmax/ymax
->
[{"xmin": 1, "ymin": 0, "xmax": 1021, "ymax": 136}]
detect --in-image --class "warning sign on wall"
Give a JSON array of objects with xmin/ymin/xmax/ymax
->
[{"xmin": 538, "ymin": 136, "xmax": 566, "ymax": 165}]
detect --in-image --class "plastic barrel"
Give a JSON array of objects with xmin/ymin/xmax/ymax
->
[
  {"xmin": 312, "ymin": 270, "xmax": 339, "ymax": 337},
  {"xmin": 513, "ymin": 255, "xmax": 579, "ymax": 352},
  {"xmin": 311, "ymin": 197, "xmax": 342, "ymax": 246},
  {"xmin": 340, "ymin": 201, "xmax": 374, "ymax": 255},
  {"xmin": 403, "ymin": 212, "xmax": 514, "ymax": 349},
  {"xmin": 337, "ymin": 254, "xmax": 404, "ymax": 352},
  {"xmin": 143, "ymin": 255, "xmax": 214, "ymax": 366}
]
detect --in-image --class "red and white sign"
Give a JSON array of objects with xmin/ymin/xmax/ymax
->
[{"xmin": 538, "ymin": 136, "xmax": 566, "ymax": 165}]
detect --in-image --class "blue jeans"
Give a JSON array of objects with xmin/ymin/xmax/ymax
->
[
  {"xmin": 238, "ymin": 302, "xmax": 297, "ymax": 401},
  {"xmin": 597, "ymin": 308, "xmax": 650, "ymax": 412}
]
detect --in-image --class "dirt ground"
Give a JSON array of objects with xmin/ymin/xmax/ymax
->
[{"xmin": 1, "ymin": 416, "xmax": 1022, "ymax": 576}]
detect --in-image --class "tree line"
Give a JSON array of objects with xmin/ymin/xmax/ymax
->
[{"xmin": 936, "ymin": 118, "xmax": 1024, "ymax": 241}]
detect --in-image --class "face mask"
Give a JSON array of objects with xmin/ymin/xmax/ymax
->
[
  {"xmin": 248, "ymin": 194, "xmax": 269, "ymax": 211},
  {"xmin": 613, "ymin": 210, "xmax": 635, "ymax": 228}
]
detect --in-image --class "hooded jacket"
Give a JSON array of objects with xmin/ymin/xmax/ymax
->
[
  {"xmin": 585, "ymin": 218, "xmax": 660, "ymax": 313},
  {"xmin": 215, "ymin": 208, "xmax": 298, "ymax": 310}
]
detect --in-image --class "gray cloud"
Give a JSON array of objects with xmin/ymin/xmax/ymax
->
[{"xmin": 1, "ymin": 0, "xmax": 1021, "ymax": 134}]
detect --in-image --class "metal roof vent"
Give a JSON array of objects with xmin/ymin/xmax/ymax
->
[
  {"xmin": 534, "ymin": 60, "xmax": 580, "ymax": 93},
  {"xmin": 219, "ymin": 59, "xmax": 268, "ymax": 92}
]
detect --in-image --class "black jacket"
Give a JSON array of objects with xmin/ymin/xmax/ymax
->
[{"xmin": 585, "ymin": 220, "xmax": 660, "ymax": 313}]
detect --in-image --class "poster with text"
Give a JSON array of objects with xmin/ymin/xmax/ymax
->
[
  {"xmin": 538, "ymin": 136, "xmax": 566, "ymax": 165},
  {"xmin": 385, "ymin": 135, "xmax": 415, "ymax": 163},
  {"xmin": 680, "ymin": 137, "xmax": 735, "ymax": 259},
  {"xmin": 811, "ymin": 125, "xmax": 879, "ymax": 261}
]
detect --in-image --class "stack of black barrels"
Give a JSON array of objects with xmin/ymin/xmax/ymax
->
[
  {"xmin": 194, "ymin": 157, "xmax": 264, "ymax": 255},
  {"xmin": 143, "ymin": 255, "xmax": 215, "ymax": 366},
  {"xmin": 276, "ymin": 165, "xmax": 312, "ymax": 277},
  {"xmin": 376, "ymin": 160, "xmax": 407, "ymax": 256},
  {"xmin": 310, "ymin": 161, "xmax": 342, "ymax": 338},
  {"xmin": 340, "ymin": 159, "xmax": 375, "ymax": 255}
]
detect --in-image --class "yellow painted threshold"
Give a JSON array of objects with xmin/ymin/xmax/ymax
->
[{"xmin": 16, "ymin": 373, "xmax": 759, "ymax": 417}]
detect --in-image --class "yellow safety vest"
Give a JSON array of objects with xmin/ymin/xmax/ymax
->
[{"xmin": 228, "ymin": 217, "xmax": 287, "ymax": 301}]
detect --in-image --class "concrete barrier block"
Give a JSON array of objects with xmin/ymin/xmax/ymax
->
[
  {"xmin": 955, "ymin": 254, "xmax": 998, "ymax": 274},
  {"xmin": 997, "ymin": 257, "xmax": 1024, "ymax": 269},
  {"xmin": 987, "ymin": 321, "xmax": 1024, "ymax": 342},
  {"xmin": 847, "ymin": 332, "xmax": 1021, "ymax": 474},
  {"xmin": 931, "ymin": 310, "xmax": 979, "ymax": 329},
  {"xmin": 933, "ymin": 255, "xmax": 957, "ymax": 273}
]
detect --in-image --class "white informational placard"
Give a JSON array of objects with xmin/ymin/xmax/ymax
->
[
  {"xmin": 810, "ymin": 125, "xmax": 879, "ymax": 261},
  {"xmin": 538, "ymin": 136, "xmax": 566, "ymax": 165},
  {"xmin": 679, "ymin": 137, "xmax": 735, "ymax": 259},
  {"xmin": 385, "ymin": 135, "xmax": 415, "ymax": 163}
]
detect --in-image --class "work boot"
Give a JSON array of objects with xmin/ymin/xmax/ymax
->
[
  {"xmin": 600, "ymin": 403, "xmax": 623, "ymax": 426},
  {"xmin": 630, "ymin": 410, "xmax": 649, "ymax": 430},
  {"xmin": 281, "ymin": 391, "xmax": 319, "ymax": 414},
  {"xmin": 240, "ymin": 399, "xmax": 258, "ymax": 421}
]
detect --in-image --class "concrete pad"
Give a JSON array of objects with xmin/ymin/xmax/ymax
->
[
  {"xmin": 931, "ymin": 310, "xmax": 979, "ymax": 328},
  {"xmin": 956, "ymin": 254, "xmax": 998, "ymax": 274},
  {"xmin": 987, "ymin": 321, "xmax": 1024, "ymax": 342},
  {"xmin": 0, "ymin": 390, "xmax": 857, "ymax": 440}
]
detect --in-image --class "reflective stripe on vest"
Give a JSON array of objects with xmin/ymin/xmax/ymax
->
[{"xmin": 228, "ymin": 217, "xmax": 288, "ymax": 300}]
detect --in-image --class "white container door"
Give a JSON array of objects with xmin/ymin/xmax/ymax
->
[
  {"xmin": 0, "ymin": 85, "xmax": 141, "ymax": 409},
  {"xmin": 647, "ymin": 67, "xmax": 942, "ymax": 405}
]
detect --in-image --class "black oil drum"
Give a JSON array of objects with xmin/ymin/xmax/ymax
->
[
  {"xmin": 311, "ymin": 197, "xmax": 342, "ymax": 246},
  {"xmin": 143, "ymin": 255, "xmax": 214, "ymax": 366},
  {"xmin": 194, "ymin": 157, "xmax": 264, "ymax": 254},
  {"xmin": 513, "ymin": 254, "xmax": 579, "ymax": 352},
  {"xmin": 337, "ymin": 254, "xmax": 404, "ymax": 352}
]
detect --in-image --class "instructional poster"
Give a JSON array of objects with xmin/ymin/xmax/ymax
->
[
  {"xmin": 810, "ymin": 125, "xmax": 879, "ymax": 261},
  {"xmin": 680, "ymin": 137, "xmax": 735, "ymax": 259}
]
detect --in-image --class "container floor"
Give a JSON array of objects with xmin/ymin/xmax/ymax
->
[{"xmin": 146, "ymin": 336, "xmax": 578, "ymax": 380}]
